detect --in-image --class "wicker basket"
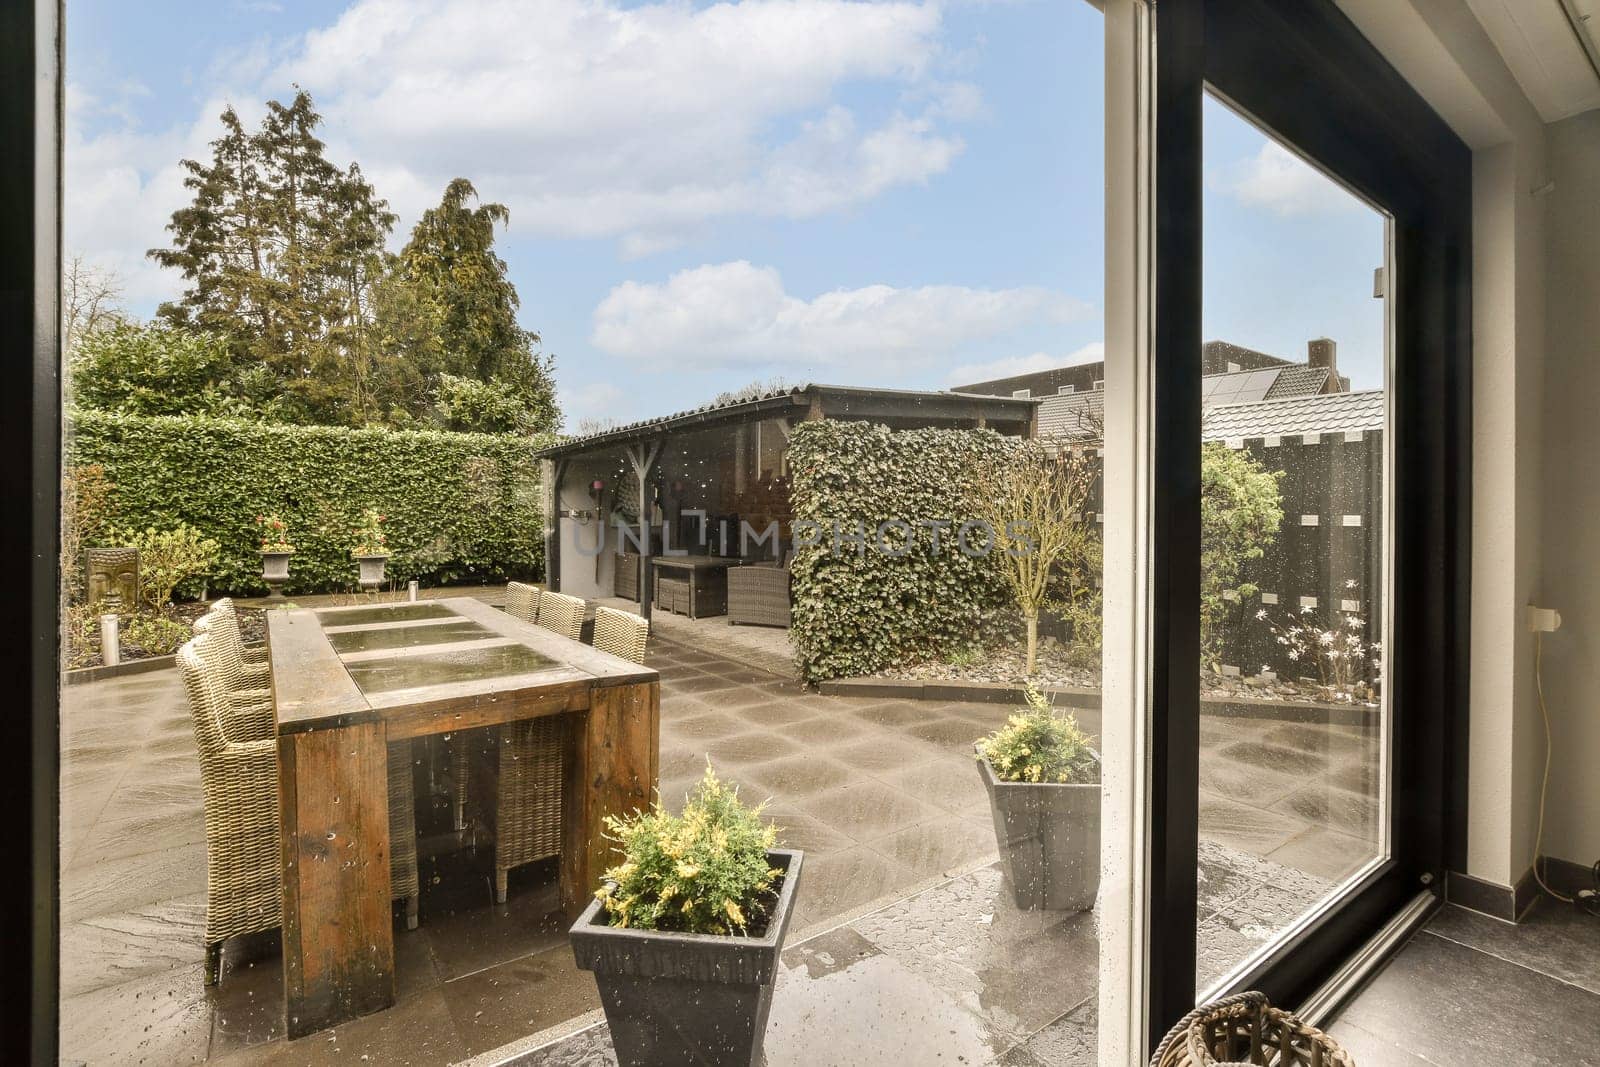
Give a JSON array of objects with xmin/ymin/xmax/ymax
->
[{"xmin": 1152, "ymin": 991, "xmax": 1355, "ymax": 1067}]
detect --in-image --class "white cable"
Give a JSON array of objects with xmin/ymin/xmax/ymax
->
[{"xmin": 1532, "ymin": 631, "xmax": 1574, "ymax": 904}]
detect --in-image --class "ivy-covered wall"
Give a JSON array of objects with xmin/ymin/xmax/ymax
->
[
  {"xmin": 788, "ymin": 421, "xmax": 1015, "ymax": 684},
  {"xmin": 69, "ymin": 410, "xmax": 551, "ymax": 595}
]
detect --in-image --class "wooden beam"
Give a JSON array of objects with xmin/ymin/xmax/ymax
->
[
  {"xmin": 545, "ymin": 457, "xmax": 567, "ymax": 592},
  {"xmin": 560, "ymin": 680, "xmax": 660, "ymax": 914},
  {"xmin": 624, "ymin": 441, "xmax": 662, "ymax": 621},
  {"xmin": 279, "ymin": 721, "xmax": 395, "ymax": 1038}
]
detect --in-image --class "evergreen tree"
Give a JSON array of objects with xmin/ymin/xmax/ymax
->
[
  {"xmin": 387, "ymin": 179, "xmax": 560, "ymax": 434},
  {"xmin": 149, "ymin": 90, "xmax": 395, "ymax": 425},
  {"xmin": 147, "ymin": 93, "xmax": 556, "ymax": 434}
]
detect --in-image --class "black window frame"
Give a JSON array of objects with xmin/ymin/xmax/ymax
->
[
  {"xmin": 1146, "ymin": 0, "xmax": 1471, "ymax": 1048},
  {"xmin": 5, "ymin": 0, "xmax": 62, "ymax": 1061}
]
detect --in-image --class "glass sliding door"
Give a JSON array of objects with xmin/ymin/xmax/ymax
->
[
  {"xmin": 1194, "ymin": 91, "xmax": 1391, "ymax": 994},
  {"xmin": 1134, "ymin": 0, "xmax": 1471, "ymax": 1037}
]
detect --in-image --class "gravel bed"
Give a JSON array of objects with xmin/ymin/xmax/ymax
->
[{"xmin": 882, "ymin": 638, "xmax": 1379, "ymax": 709}]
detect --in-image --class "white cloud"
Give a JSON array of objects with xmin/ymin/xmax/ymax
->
[
  {"xmin": 63, "ymin": 86, "xmax": 242, "ymax": 309},
  {"xmin": 559, "ymin": 381, "xmax": 624, "ymax": 430},
  {"xmin": 946, "ymin": 341, "xmax": 1104, "ymax": 385},
  {"xmin": 1226, "ymin": 141, "xmax": 1361, "ymax": 218},
  {"xmin": 68, "ymin": 0, "xmax": 976, "ymax": 305},
  {"xmin": 591, "ymin": 260, "xmax": 1089, "ymax": 371},
  {"xmin": 278, "ymin": 0, "xmax": 968, "ymax": 250}
]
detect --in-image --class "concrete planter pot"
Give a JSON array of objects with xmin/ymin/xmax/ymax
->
[
  {"xmin": 976, "ymin": 748, "xmax": 1100, "ymax": 911},
  {"xmin": 570, "ymin": 849, "xmax": 803, "ymax": 1067},
  {"xmin": 258, "ymin": 550, "xmax": 293, "ymax": 598},
  {"xmin": 354, "ymin": 553, "xmax": 390, "ymax": 591}
]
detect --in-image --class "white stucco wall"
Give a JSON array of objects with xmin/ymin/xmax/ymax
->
[
  {"xmin": 555, "ymin": 454, "xmax": 620, "ymax": 601},
  {"xmin": 1536, "ymin": 107, "xmax": 1600, "ymax": 869}
]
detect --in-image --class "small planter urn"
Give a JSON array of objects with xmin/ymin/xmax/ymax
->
[
  {"xmin": 354, "ymin": 553, "xmax": 390, "ymax": 591},
  {"xmin": 259, "ymin": 550, "xmax": 293, "ymax": 598},
  {"xmin": 976, "ymin": 748, "xmax": 1100, "ymax": 911},
  {"xmin": 570, "ymin": 849, "xmax": 803, "ymax": 1067}
]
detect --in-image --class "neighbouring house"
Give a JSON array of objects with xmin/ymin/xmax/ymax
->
[{"xmin": 956, "ymin": 337, "xmax": 1383, "ymax": 678}]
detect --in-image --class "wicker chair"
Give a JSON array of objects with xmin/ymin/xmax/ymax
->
[
  {"xmin": 592, "ymin": 606, "xmax": 649, "ymax": 663},
  {"xmin": 189, "ymin": 619, "xmax": 276, "ymax": 746},
  {"xmin": 475, "ymin": 589, "xmax": 585, "ymax": 902},
  {"xmin": 195, "ymin": 604, "xmax": 271, "ymax": 695},
  {"xmin": 207, "ymin": 598, "xmax": 270, "ymax": 669},
  {"xmin": 1151, "ymin": 991, "xmax": 1354, "ymax": 1067},
  {"xmin": 727, "ymin": 562, "xmax": 791, "ymax": 628},
  {"xmin": 655, "ymin": 572, "xmax": 690, "ymax": 616},
  {"xmin": 196, "ymin": 609, "xmax": 422, "ymax": 930},
  {"xmin": 449, "ymin": 581, "xmax": 542, "ymax": 831},
  {"xmin": 537, "ymin": 590, "xmax": 586, "ymax": 641},
  {"xmin": 506, "ymin": 580, "xmax": 542, "ymax": 624},
  {"xmin": 477, "ymin": 716, "xmax": 566, "ymax": 903},
  {"xmin": 613, "ymin": 551, "xmax": 643, "ymax": 602},
  {"xmin": 179, "ymin": 637, "xmax": 281, "ymax": 984}
]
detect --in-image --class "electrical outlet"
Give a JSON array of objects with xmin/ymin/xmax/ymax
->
[{"xmin": 1528, "ymin": 606, "xmax": 1562, "ymax": 633}]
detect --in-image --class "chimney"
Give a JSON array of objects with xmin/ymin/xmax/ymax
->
[
  {"xmin": 1306, "ymin": 338, "xmax": 1347, "ymax": 393},
  {"xmin": 1307, "ymin": 337, "xmax": 1336, "ymax": 371}
]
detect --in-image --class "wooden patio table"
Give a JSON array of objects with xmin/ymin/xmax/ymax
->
[{"xmin": 266, "ymin": 596, "xmax": 659, "ymax": 1039}]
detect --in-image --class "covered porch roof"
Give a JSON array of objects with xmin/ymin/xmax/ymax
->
[{"xmin": 533, "ymin": 382, "xmax": 1040, "ymax": 462}]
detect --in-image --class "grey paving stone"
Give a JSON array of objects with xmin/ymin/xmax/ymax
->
[
  {"xmin": 744, "ymin": 752, "xmax": 856, "ymax": 798},
  {"xmin": 1213, "ymin": 739, "xmax": 1331, "ymax": 777},
  {"xmin": 1198, "ymin": 791, "xmax": 1308, "ymax": 857},
  {"xmin": 1266, "ymin": 826, "xmax": 1379, "ymax": 883},
  {"xmin": 868, "ymin": 815, "xmax": 997, "ymax": 879},
  {"xmin": 797, "ymin": 780, "xmax": 939, "ymax": 844}
]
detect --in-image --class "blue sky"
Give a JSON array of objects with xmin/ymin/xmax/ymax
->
[{"xmin": 66, "ymin": 0, "xmax": 1384, "ymax": 431}]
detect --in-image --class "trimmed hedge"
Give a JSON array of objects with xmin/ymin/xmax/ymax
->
[
  {"xmin": 788, "ymin": 421, "xmax": 1015, "ymax": 684},
  {"xmin": 69, "ymin": 410, "xmax": 552, "ymax": 596}
]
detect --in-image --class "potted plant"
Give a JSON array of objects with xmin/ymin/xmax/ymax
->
[
  {"xmin": 350, "ymin": 507, "xmax": 390, "ymax": 591},
  {"xmin": 975, "ymin": 685, "xmax": 1101, "ymax": 911},
  {"xmin": 255, "ymin": 514, "xmax": 294, "ymax": 598},
  {"xmin": 569, "ymin": 767, "xmax": 803, "ymax": 1067}
]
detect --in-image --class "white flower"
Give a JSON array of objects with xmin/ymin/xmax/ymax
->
[
  {"xmin": 1255, "ymin": 609, "xmax": 1268, "ymax": 620},
  {"xmin": 1301, "ymin": 604, "xmax": 1314, "ymax": 614},
  {"xmin": 1287, "ymin": 650, "xmax": 1301, "ymax": 661},
  {"xmin": 1345, "ymin": 578, "xmax": 1358, "ymax": 589}
]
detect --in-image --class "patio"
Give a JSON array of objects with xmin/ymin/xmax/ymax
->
[{"xmin": 60, "ymin": 602, "xmax": 1375, "ymax": 1066}]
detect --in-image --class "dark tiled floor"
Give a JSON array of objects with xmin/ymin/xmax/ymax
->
[
  {"xmin": 61, "ymin": 630, "xmax": 1378, "ymax": 1065},
  {"xmin": 1330, "ymin": 899, "xmax": 1600, "ymax": 1065}
]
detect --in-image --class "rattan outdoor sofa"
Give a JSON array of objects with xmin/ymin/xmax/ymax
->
[{"xmin": 727, "ymin": 561, "xmax": 791, "ymax": 627}]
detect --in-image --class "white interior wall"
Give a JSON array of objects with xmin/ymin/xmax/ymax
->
[
  {"xmin": 1536, "ymin": 107, "xmax": 1600, "ymax": 869},
  {"xmin": 1338, "ymin": 0, "xmax": 1552, "ymax": 890}
]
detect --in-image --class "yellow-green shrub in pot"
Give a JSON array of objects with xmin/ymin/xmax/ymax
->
[
  {"xmin": 568, "ymin": 767, "xmax": 803, "ymax": 1067},
  {"xmin": 975, "ymin": 686, "xmax": 1101, "ymax": 911}
]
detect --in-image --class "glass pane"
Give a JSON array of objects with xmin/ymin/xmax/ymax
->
[
  {"xmin": 1196, "ymin": 92, "xmax": 1389, "ymax": 993},
  {"xmin": 59, "ymin": 0, "xmax": 1126, "ymax": 1062}
]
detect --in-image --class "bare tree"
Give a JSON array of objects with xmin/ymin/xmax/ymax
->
[
  {"xmin": 714, "ymin": 375, "xmax": 794, "ymax": 407},
  {"xmin": 574, "ymin": 415, "xmax": 624, "ymax": 437},
  {"xmin": 63, "ymin": 255, "xmax": 127, "ymax": 351},
  {"xmin": 967, "ymin": 441, "xmax": 1096, "ymax": 675}
]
